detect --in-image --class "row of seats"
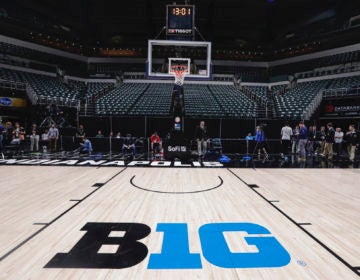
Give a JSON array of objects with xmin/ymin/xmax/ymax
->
[
  {"xmin": 95, "ymin": 83, "xmax": 261, "ymax": 118},
  {"xmin": 87, "ymin": 82, "xmax": 114, "ymax": 98},
  {"xmin": 67, "ymin": 79, "xmax": 85, "ymax": 98},
  {"xmin": 0, "ymin": 42, "xmax": 45, "ymax": 61},
  {"xmin": 271, "ymin": 84, "xmax": 288, "ymax": 94},
  {"xmin": 274, "ymin": 80, "xmax": 328, "ymax": 119},
  {"xmin": 297, "ymin": 66, "xmax": 359, "ymax": 79},
  {"xmin": 214, "ymin": 66, "xmax": 268, "ymax": 82},
  {"xmin": 95, "ymin": 83, "xmax": 148, "ymax": 115},
  {"xmin": 0, "ymin": 41, "xmax": 83, "ymax": 75},
  {"xmin": 326, "ymin": 75, "xmax": 360, "ymax": 89},
  {"xmin": 239, "ymin": 75, "xmax": 360, "ymax": 119},
  {"xmin": 1, "ymin": 64, "xmax": 359, "ymax": 119},
  {"xmin": 129, "ymin": 83, "xmax": 173, "ymax": 116},
  {"xmin": 242, "ymin": 86, "xmax": 269, "ymax": 102},
  {"xmin": 0, "ymin": 67, "xmax": 79, "ymax": 101},
  {"xmin": 272, "ymin": 50, "xmax": 360, "ymax": 77},
  {"xmin": 0, "ymin": 67, "xmax": 118, "ymax": 102},
  {"xmin": 317, "ymin": 51, "xmax": 360, "ymax": 68},
  {"xmin": 209, "ymin": 85, "xmax": 258, "ymax": 118},
  {"xmin": 183, "ymin": 84, "xmax": 224, "ymax": 117}
]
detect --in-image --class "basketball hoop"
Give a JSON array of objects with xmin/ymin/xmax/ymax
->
[{"xmin": 171, "ymin": 65, "xmax": 188, "ymax": 86}]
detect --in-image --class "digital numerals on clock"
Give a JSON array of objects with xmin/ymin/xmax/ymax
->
[{"xmin": 172, "ymin": 7, "xmax": 192, "ymax": 16}]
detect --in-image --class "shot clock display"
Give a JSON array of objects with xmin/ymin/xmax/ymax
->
[{"xmin": 166, "ymin": 5, "xmax": 195, "ymax": 38}]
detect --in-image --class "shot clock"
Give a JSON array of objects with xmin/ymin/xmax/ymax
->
[{"xmin": 166, "ymin": 5, "xmax": 195, "ymax": 38}]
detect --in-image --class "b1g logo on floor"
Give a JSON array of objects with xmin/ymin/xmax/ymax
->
[{"xmin": 44, "ymin": 222, "xmax": 291, "ymax": 269}]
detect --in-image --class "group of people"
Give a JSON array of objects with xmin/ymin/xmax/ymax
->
[
  {"xmin": 75, "ymin": 121, "xmax": 210, "ymax": 159},
  {"xmin": 1, "ymin": 119, "xmax": 358, "ymax": 163},
  {"xmin": 75, "ymin": 124, "xmax": 141, "ymax": 157},
  {"xmin": 74, "ymin": 120, "xmax": 359, "ymax": 162},
  {"xmin": 280, "ymin": 121, "xmax": 359, "ymax": 161},
  {"xmin": 0, "ymin": 121, "xmax": 59, "ymax": 155}
]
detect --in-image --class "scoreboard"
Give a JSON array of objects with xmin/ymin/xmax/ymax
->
[{"xmin": 166, "ymin": 5, "xmax": 195, "ymax": 38}]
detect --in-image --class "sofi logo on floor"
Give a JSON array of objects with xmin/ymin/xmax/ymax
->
[{"xmin": 45, "ymin": 222, "xmax": 291, "ymax": 269}]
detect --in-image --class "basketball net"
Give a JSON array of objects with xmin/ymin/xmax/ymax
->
[{"xmin": 171, "ymin": 66, "xmax": 188, "ymax": 87}]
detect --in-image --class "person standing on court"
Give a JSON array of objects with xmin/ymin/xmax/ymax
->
[
  {"xmin": 280, "ymin": 121, "xmax": 293, "ymax": 159},
  {"xmin": 0, "ymin": 121, "xmax": 4, "ymax": 158},
  {"xmin": 316, "ymin": 126, "xmax": 326, "ymax": 155},
  {"xmin": 321, "ymin": 122, "xmax": 335, "ymax": 160},
  {"xmin": 334, "ymin": 127, "xmax": 343, "ymax": 159},
  {"xmin": 306, "ymin": 125, "xmax": 316, "ymax": 156},
  {"xmin": 48, "ymin": 123, "xmax": 59, "ymax": 152},
  {"xmin": 195, "ymin": 121, "xmax": 208, "ymax": 157},
  {"xmin": 41, "ymin": 129, "xmax": 49, "ymax": 153},
  {"xmin": 345, "ymin": 124, "xmax": 358, "ymax": 162},
  {"xmin": 29, "ymin": 123, "xmax": 40, "ymax": 152},
  {"xmin": 298, "ymin": 121, "xmax": 308, "ymax": 161},
  {"xmin": 4, "ymin": 121, "xmax": 13, "ymax": 146},
  {"xmin": 291, "ymin": 125, "xmax": 299, "ymax": 154},
  {"xmin": 255, "ymin": 125, "xmax": 268, "ymax": 160}
]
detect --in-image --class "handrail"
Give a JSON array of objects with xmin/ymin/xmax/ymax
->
[
  {"xmin": 302, "ymin": 90, "xmax": 323, "ymax": 120},
  {"xmin": 322, "ymin": 87, "xmax": 360, "ymax": 98},
  {"xmin": 295, "ymin": 64, "xmax": 360, "ymax": 79},
  {"xmin": 25, "ymin": 84, "xmax": 38, "ymax": 104},
  {"xmin": 0, "ymin": 78, "xmax": 26, "ymax": 91}
]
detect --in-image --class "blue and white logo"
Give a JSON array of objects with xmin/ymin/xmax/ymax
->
[
  {"xmin": 148, "ymin": 222, "xmax": 291, "ymax": 269},
  {"xmin": 0, "ymin": 97, "xmax": 12, "ymax": 106}
]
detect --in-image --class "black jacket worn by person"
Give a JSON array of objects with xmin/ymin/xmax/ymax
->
[
  {"xmin": 124, "ymin": 137, "xmax": 135, "ymax": 146},
  {"xmin": 195, "ymin": 126, "xmax": 208, "ymax": 141},
  {"xmin": 325, "ymin": 127, "xmax": 335, "ymax": 143},
  {"xmin": 346, "ymin": 130, "xmax": 359, "ymax": 146}
]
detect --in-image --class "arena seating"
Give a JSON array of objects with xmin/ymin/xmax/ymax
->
[
  {"xmin": 271, "ymin": 84, "xmax": 289, "ymax": 94},
  {"xmin": 87, "ymin": 81, "xmax": 115, "ymax": 99},
  {"xmin": 0, "ymin": 41, "xmax": 83, "ymax": 65},
  {"xmin": 95, "ymin": 83, "xmax": 260, "ymax": 118},
  {"xmin": 326, "ymin": 75, "xmax": 360, "ymax": 89},
  {"xmin": 183, "ymin": 84, "xmax": 224, "ymax": 117},
  {"xmin": 1, "ymin": 61, "xmax": 359, "ymax": 119},
  {"xmin": 0, "ymin": 42, "xmax": 41, "ymax": 60},
  {"xmin": 274, "ymin": 80, "xmax": 328, "ymax": 118},
  {"xmin": 0, "ymin": 42, "xmax": 86, "ymax": 76},
  {"xmin": 95, "ymin": 83, "xmax": 148, "ymax": 115},
  {"xmin": 67, "ymin": 79, "xmax": 85, "ymax": 97},
  {"xmin": 0, "ymin": 67, "xmax": 80, "ymax": 101},
  {"xmin": 242, "ymin": 86, "xmax": 269, "ymax": 102},
  {"xmin": 208, "ymin": 85, "xmax": 258, "ymax": 118},
  {"xmin": 272, "ymin": 50, "xmax": 360, "ymax": 78},
  {"xmin": 214, "ymin": 66, "xmax": 267, "ymax": 82},
  {"xmin": 317, "ymin": 51, "xmax": 359, "ymax": 68},
  {"xmin": 129, "ymin": 83, "xmax": 173, "ymax": 116}
]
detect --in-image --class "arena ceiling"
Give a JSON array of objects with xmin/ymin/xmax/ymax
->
[{"xmin": 1, "ymin": 0, "xmax": 359, "ymax": 51}]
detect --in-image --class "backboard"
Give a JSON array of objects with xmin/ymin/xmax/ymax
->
[{"xmin": 147, "ymin": 40, "xmax": 212, "ymax": 80}]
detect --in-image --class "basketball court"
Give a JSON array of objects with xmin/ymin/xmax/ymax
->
[
  {"xmin": 0, "ymin": 166, "xmax": 359, "ymax": 279},
  {"xmin": 1, "ymin": 1, "xmax": 360, "ymax": 279}
]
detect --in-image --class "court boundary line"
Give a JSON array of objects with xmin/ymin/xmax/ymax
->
[
  {"xmin": 130, "ymin": 175, "xmax": 223, "ymax": 194},
  {"xmin": 227, "ymin": 168, "xmax": 360, "ymax": 277},
  {"xmin": 0, "ymin": 168, "xmax": 127, "ymax": 262}
]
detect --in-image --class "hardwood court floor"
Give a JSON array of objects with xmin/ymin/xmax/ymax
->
[{"xmin": 0, "ymin": 166, "xmax": 359, "ymax": 279}]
